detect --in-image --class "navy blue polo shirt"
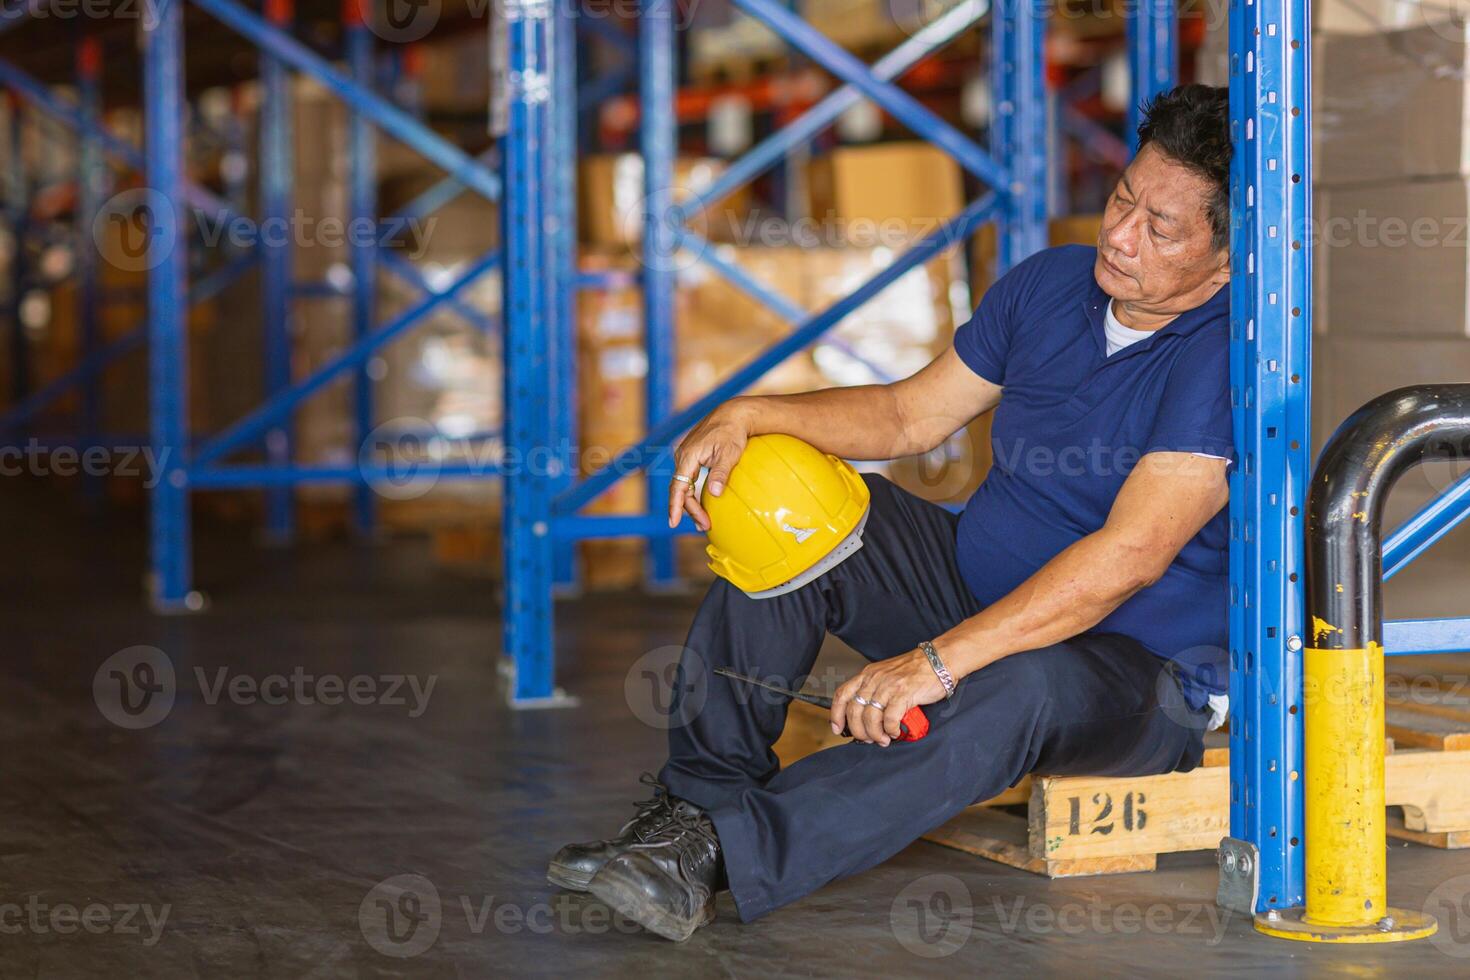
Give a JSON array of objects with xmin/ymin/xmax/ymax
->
[{"xmin": 953, "ymin": 244, "xmax": 1233, "ymax": 700}]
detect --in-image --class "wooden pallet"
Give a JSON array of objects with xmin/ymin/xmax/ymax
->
[
  {"xmin": 1385, "ymin": 671, "xmax": 1470, "ymax": 847},
  {"xmin": 772, "ymin": 681, "xmax": 1470, "ymax": 876}
]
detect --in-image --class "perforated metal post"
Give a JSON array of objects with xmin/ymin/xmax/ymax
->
[
  {"xmin": 345, "ymin": 2, "xmax": 377, "ymax": 535},
  {"xmin": 501, "ymin": 0, "xmax": 567, "ymax": 704},
  {"xmin": 641, "ymin": 0, "xmax": 680, "ymax": 589},
  {"xmin": 1127, "ymin": 0, "xmax": 1176, "ymax": 149},
  {"xmin": 550, "ymin": 0, "xmax": 580, "ymax": 590},
  {"xmin": 144, "ymin": 0, "xmax": 199, "ymax": 611},
  {"xmin": 1226, "ymin": 0, "xmax": 1310, "ymax": 915},
  {"xmin": 77, "ymin": 39, "xmax": 104, "ymax": 499},
  {"xmin": 260, "ymin": 0, "xmax": 296, "ymax": 542},
  {"xmin": 992, "ymin": 0, "xmax": 1048, "ymax": 272}
]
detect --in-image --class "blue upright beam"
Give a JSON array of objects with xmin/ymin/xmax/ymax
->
[
  {"xmin": 992, "ymin": 0, "xmax": 1049, "ymax": 272},
  {"xmin": 641, "ymin": 0, "xmax": 679, "ymax": 588},
  {"xmin": 260, "ymin": 0, "xmax": 295, "ymax": 541},
  {"xmin": 76, "ymin": 39, "xmax": 103, "ymax": 501},
  {"xmin": 500, "ymin": 0, "xmax": 558, "ymax": 702},
  {"xmin": 5, "ymin": 93, "xmax": 27, "ymax": 404},
  {"xmin": 1227, "ymin": 0, "xmax": 1311, "ymax": 913},
  {"xmin": 144, "ymin": 0, "xmax": 197, "ymax": 611},
  {"xmin": 1127, "ymin": 0, "xmax": 1176, "ymax": 150},
  {"xmin": 551, "ymin": 0, "xmax": 580, "ymax": 590},
  {"xmin": 347, "ymin": 8, "xmax": 377, "ymax": 535}
]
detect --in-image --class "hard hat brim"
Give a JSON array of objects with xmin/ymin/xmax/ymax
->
[{"xmin": 738, "ymin": 501, "xmax": 872, "ymax": 600}]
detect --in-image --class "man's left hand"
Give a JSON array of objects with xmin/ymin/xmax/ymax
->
[{"xmin": 830, "ymin": 649, "xmax": 949, "ymax": 746}]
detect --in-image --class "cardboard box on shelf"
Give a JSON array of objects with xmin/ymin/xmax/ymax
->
[
  {"xmin": 1314, "ymin": 23, "xmax": 1470, "ymax": 186},
  {"xmin": 1315, "ymin": 178, "xmax": 1470, "ymax": 338},
  {"xmin": 580, "ymin": 155, "xmax": 753, "ymax": 248},
  {"xmin": 416, "ymin": 32, "xmax": 492, "ymax": 113},
  {"xmin": 970, "ymin": 214, "xmax": 1102, "ymax": 299},
  {"xmin": 806, "ymin": 142, "xmax": 965, "ymax": 239}
]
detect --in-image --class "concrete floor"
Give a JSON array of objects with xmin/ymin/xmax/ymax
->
[{"xmin": 5, "ymin": 482, "xmax": 1470, "ymax": 976}]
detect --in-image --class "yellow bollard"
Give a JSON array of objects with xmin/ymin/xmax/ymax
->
[{"xmin": 1254, "ymin": 642, "xmax": 1436, "ymax": 942}]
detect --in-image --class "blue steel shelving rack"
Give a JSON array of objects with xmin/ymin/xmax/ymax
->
[
  {"xmin": 0, "ymin": 2, "xmax": 512, "ymax": 611},
  {"xmin": 3, "ymin": 0, "xmax": 1469, "ymax": 922}
]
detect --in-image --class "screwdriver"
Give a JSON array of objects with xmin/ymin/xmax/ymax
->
[{"xmin": 714, "ymin": 667, "xmax": 930, "ymax": 742}]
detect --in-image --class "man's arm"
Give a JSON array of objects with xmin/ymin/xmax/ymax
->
[
  {"xmin": 830, "ymin": 451, "xmax": 1230, "ymax": 743},
  {"xmin": 669, "ymin": 348, "xmax": 1001, "ymax": 528},
  {"xmin": 934, "ymin": 451, "xmax": 1229, "ymax": 676},
  {"xmin": 736, "ymin": 347, "xmax": 1002, "ymax": 460}
]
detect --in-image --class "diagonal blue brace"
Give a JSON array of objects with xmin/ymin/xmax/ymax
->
[
  {"xmin": 680, "ymin": 0, "xmax": 989, "ymax": 223},
  {"xmin": 0, "ymin": 55, "xmax": 237, "ymax": 223},
  {"xmin": 1382, "ymin": 470, "xmax": 1470, "ymax": 580},
  {"xmin": 187, "ymin": 0, "xmax": 500, "ymax": 203},
  {"xmin": 377, "ymin": 250, "xmax": 498, "ymax": 334},
  {"xmin": 730, "ymin": 0, "xmax": 1008, "ymax": 190},
  {"xmin": 554, "ymin": 192, "xmax": 997, "ymax": 516},
  {"xmin": 676, "ymin": 228, "xmax": 898, "ymax": 384}
]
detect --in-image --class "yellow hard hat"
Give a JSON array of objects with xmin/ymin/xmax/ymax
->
[{"xmin": 701, "ymin": 433, "xmax": 872, "ymax": 598}]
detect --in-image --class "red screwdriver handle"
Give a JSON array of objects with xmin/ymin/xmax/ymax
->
[{"xmin": 897, "ymin": 705, "xmax": 930, "ymax": 741}]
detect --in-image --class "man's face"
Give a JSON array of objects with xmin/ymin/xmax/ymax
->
[{"xmin": 1094, "ymin": 143, "xmax": 1230, "ymax": 310}]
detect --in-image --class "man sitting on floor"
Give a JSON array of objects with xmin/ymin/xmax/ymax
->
[{"xmin": 549, "ymin": 83, "xmax": 1235, "ymax": 942}]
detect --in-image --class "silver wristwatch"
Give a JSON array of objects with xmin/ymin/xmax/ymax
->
[{"xmin": 920, "ymin": 640, "xmax": 956, "ymax": 698}]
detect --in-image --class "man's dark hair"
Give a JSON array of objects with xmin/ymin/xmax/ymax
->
[{"xmin": 1136, "ymin": 84, "xmax": 1231, "ymax": 254}]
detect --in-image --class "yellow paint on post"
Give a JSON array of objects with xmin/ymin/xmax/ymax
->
[
  {"xmin": 1303, "ymin": 643, "xmax": 1385, "ymax": 927},
  {"xmin": 1311, "ymin": 616, "xmax": 1342, "ymax": 644}
]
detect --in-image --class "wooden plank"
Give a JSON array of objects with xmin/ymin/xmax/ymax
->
[
  {"xmin": 1386, "ymin": 748, "xmax": 1470, "ymax": 832},
  {"xmin": 923, "ymin": 807, "xmax": 1156, "ymax": 878},
  {"xmin": 1387, "ymin": 810, "xmax": 1470, "ymax": 849},
  {"xmin": 1385, "ymin": 708, "xmax": 1470, "ymax": 750},
  {"xmin": 1029, "ymin": 767, "xmax": 1230, "ymax": 861}
]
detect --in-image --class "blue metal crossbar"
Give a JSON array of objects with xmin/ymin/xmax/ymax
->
[
  {"xmin": 1383, "ymin": 470, "xmax": 1470, "ymax": 580},
  {"xmin": 675, "ymin": 228, "xmax": 899, "ymax": 385},
  {"xmin": 1384, "ymin": 617, "xmax": 1470, "ymax": 656}
]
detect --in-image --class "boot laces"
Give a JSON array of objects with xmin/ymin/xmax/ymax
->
[{"xmin": 617, "ymin": 772, "xmax": 678, "ymax": 842}]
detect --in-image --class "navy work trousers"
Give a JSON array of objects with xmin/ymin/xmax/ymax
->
[{"xmin": 656, "ymin": 474, "xmax": 1211, "ymax": 922}]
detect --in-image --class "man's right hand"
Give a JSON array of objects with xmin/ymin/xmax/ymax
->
[{"xmin": 669, "ymin": 399, "xmax": 755, "ymax": 531}]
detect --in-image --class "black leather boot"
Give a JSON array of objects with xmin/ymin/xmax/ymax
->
[
  {"xmin": 546, "ymin": 773, "xmax": 688, "ymax": 891},
  {"xmin": 586, "ymin": 803, "xmax": 726, "ymax": 942}
]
